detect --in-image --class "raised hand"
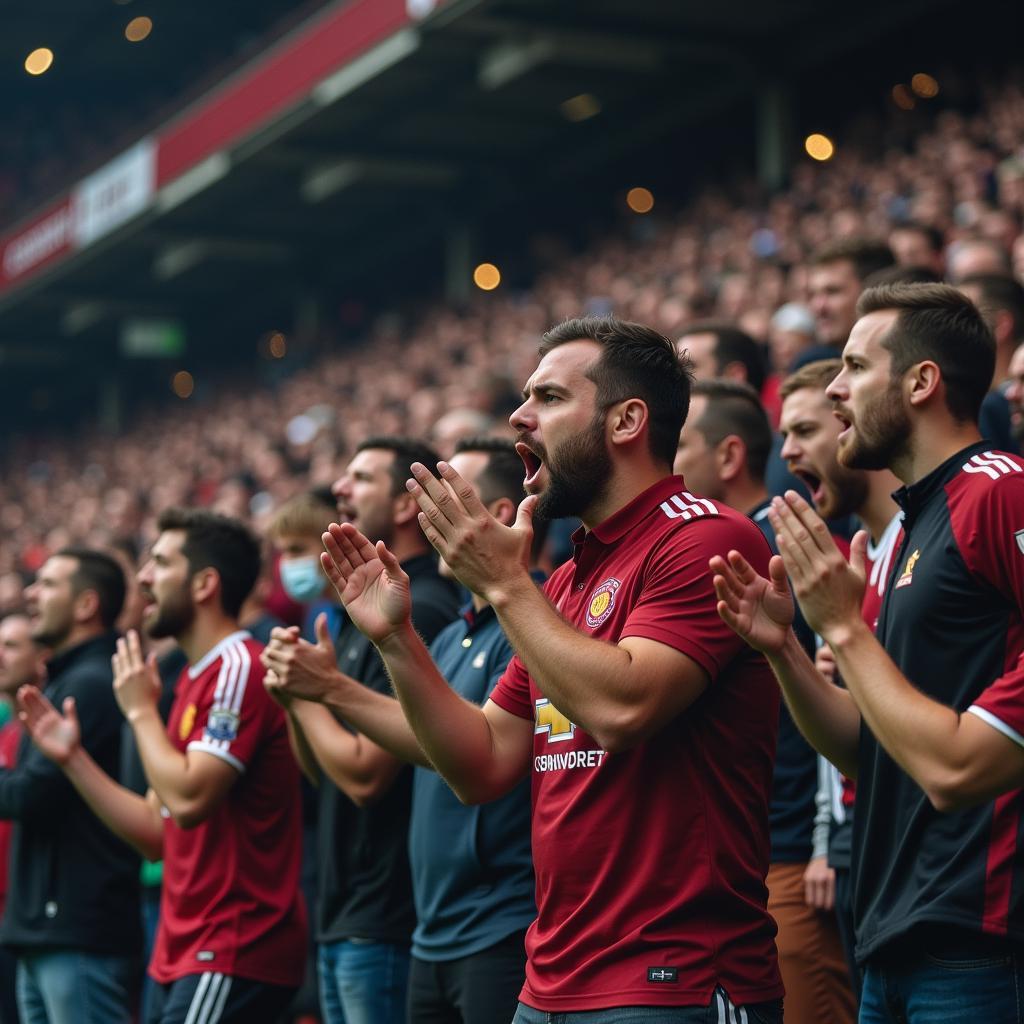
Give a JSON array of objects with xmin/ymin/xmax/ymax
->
[
  {"xmin": 710, "ymin": 549, "xmax": 795, "ymax": 655},
  {"xmin": 261, "ymin": 615, "xmax": 345, "ymax": 705},
  {"xmin": 406, "ymin": 461, "xmax": 534, "ymax": 602},
  {"xmin": 112, "ymin": 630, "xmax": 162, "ymax": 723},
  {"xmin": 320, "ymin": 523, "xmax": 412, "ymax": 644},
  {"xmin": 18, "ymin": 686, "xmax": 80, "ymax": 766},
  {"xmin": 769, "ymin": 491, "xmax": 867, "ymax": 642}
]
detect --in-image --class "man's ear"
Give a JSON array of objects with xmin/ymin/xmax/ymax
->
[
  {"xmin": 191, "ymin": 567, "xmax": 220, "ymax": 607},
  {"xmin": 72, "ymin": 588, "xmax": 100, "ymax": 626},
  {"xmin": 393, "ymin": 490, "xmax": 420, "ymax": 527},
  {"xmin": 906, "ymin": 360, "xmax": 942, "ymax": 408},
  {"xmin": 608, "ymin": 398, "xmax": 649, "ymax": 448},
  {"xmin": 488, "ymin": 496, "xmax": 517, "ymax": 527},
  {"xmin": 716, "ymin": 435, "xmax": 747, "ymax": 483}
]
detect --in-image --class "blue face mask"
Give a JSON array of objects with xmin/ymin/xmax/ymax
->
[{"xmin": 280, "ymin": 555, "xmax": 324, "ymax": 603}]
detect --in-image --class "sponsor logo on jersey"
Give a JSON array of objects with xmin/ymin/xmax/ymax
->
[
  {"xmin": 179, "ymin": 703, "xmax": 197, "ymax": 741},
  {"xmin": 534, "ymin": 699, "xmax": 575, "ymax": 742},
  {"xmin": 586, "ymin": 577, "xmax": 621, "ymax": 628},
  {"xmin": 205, "ymin": 708, "xmax": 240, "ymax": 742},
  {"xmin": 895, "ymin": 549, "xmax": 920, "ymax": 589},
  {"xmin": 1016, "ymin": 529, "xmax": 1024, "ymax": 556},
  {"xmin": 647, "ymin": 967, "xmax": 678, "ymax": 984}
]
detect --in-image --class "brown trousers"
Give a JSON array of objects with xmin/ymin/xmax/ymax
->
[{"xmin": 767, "ymin": 861, "xmax": 857, "ymax": 1024}]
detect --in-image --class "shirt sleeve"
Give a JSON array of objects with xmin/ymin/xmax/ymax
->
[
  {"xmin": 489, "ymin": 653, "xmax": 534, "ymax": 721},
  {"xmin": 186, "ymin": 642, "xmax": 268, "ymax": 774},
  {"xmin": 619, "ymin": 513, "xmax": 773, "ymax": 681},
  {"xmin": 960, "ymin": 472, "xmax": 1024, "ymax": 743}
]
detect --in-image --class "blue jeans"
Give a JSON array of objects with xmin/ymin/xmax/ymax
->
[
  {"xmin": 860, "ymin": 946, "xmax": 1024, "ymax": 1023},
  {"xmin": 16, "ymin": 949, "xmax": 139, "ymax": 1024},
  {"xmin": 318, "ymin": 939, "xmax": 410, "ymax": 1024},
  {"xmin": 511, "ymin": 987, "xmax": 783, "ymax": 1023}
]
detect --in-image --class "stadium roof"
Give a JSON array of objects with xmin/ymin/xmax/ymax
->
[{"xmin": 0, "ymin": 0, "xmax": 1000, "ymax": 421}]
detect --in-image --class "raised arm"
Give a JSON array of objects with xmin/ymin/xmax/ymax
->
[
  {"xmin": 308, "ymin": 523, "xmax": 532, "ymax": 804},
  {"xmin": 710, "ymin": 548, "xmax": 861, "ymax": 777},
  {"xmin": 18, "ymin": 686, "xmax": 163, "ymax": 861}
]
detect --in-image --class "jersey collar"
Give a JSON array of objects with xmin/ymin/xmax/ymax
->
[
  {"xmin": 188, "ymin": 629, "xmax": 252, "ymax": 679},
  {"xmin": 572, "ymin": 475, "xmax": 691, "ymax": 552},
  {"xmin": 891, "ymin": 440, "xmax": 991, "ymax": 524}
]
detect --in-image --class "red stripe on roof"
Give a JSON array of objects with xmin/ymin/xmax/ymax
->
[{"xmin": 156, "ymin": 0, "xmax": 411, "ymax": 186}]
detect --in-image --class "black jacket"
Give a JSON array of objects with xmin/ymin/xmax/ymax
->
[{"xmin": 0, "ymin": 632, "xmax": 141, "ymax": 953}]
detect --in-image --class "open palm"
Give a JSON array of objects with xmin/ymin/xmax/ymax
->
[
  {"xmin": 321, "ymin": 523, "xmax": 412, "ymax": 644},
  {"xmin": 710, "ymin": 551, "xmax": 794, "ymax": 655},
  {"xmin": 18, "ymin": 687, "xmax": 80, "ymax": 766}
]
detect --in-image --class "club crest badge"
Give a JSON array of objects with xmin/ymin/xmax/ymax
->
[
  {"xmin": 205, "ymin": 708, "xmax": 240, "ymax": 743},
  {"xmin": 179, "ymin": 703, "xmax": 197, "ymax": 741},
  {"xmin": 586, "ymin": 578, "xmax": 621, "ymax": 628},
  {"xmin": 895, "ymin": 549, "xmax": 920, "ymax": 589}
]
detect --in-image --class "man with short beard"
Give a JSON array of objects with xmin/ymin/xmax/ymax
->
[
  {"xmin": 713, "ymin": 284, "xmax": 1024, "ymax": 1022},
  {"xmin": 308, "ymin": 317, "xmax": 784, "ymax": 1022},
  {"xmin": 19, "ymin": 510, "xmax": 307, "ymax": 1024},
  {"xmin": 0, "ymin": 550, "xmax": 141, "ymax": 1024},
  {"xmin": 261, "ymin": 437, "xmax": 460, "ymax": 1024}
]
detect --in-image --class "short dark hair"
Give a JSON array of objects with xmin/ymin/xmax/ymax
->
[
  {"xmin": 863, "ymin": 265, "xmax": 942, "ymax": 288},
  {"xmin": 690, "ymin": 380, "xmax": 773, "ymax": 482},
  {"xmin": 856, "ymin": 283, "xmax": 995, "ymax": 423},
  {"xmin": 960, "ymin": 273, "xmax": 1024, "ymax": 340},
  {"xmin": 540, "ymin": 315, "xmax": 691, "ymax": 468},
  {"xmin": 809, "ymin": 238, "xmax": 894, "ymax": 282},
  {"xmin": 356, "ymin": 436, "xmax": 442, "ymax": 497},
  {"xmin": 779, "ymin": 359, "xmax": 844, "ymax": 402},
  {"xmin": 156, "ymin": 508, "xmax": 261, "ymax": 618},
  {"xmin": 452, "ymin": 437, "xmax": 524, "ymax": 506},
  {"xmin": 55, "ymin": 548, "xmax": 126, "ymax": 630},
  {"xmin": 891, "ymin": 221, "xmax": 945, "ymax": 253},
  {"xmin": 678, "ymin": 320, "xmax": 767, "ymax": 393}
]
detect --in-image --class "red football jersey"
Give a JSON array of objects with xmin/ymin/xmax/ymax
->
[
  {"xmin": 0, "ymin": 720, "xmax": 20, "ymax": 917},
  {"xmin": 490, "ymin": 476, "xmax": 782, "ymax": 1011},
  {"xmin": 150, "ymin": 631, "xmax": 306, "ymax": 986}
]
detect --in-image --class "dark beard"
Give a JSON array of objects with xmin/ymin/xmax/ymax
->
[
  {"xmin": 146, "ymin": 587, "xmax": 196, "ymax": 640},
  {"xmin": 839, "ymin": 384, "xmax": 911, "ymax": 472},
  {"xmin": 534, "ymin": 413, "xmax": 612, "ymax": 521}
]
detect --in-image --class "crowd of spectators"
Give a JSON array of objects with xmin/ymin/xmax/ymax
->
[{"xmin": 1, "ymin": 74, "xmax": 1023, "ymax": 614}]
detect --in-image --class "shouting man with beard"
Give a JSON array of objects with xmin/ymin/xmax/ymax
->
[
  {"xmin": 713, "ymin": 284, "xmax": 1024, "ymax": 1023},
  {"xmin": 312, "ymin": 316, "xmax": 785, "ymax": 1023},
  {"xmin": 19, "ymin": 509, "xmax": 307, "ymax": 1024}
]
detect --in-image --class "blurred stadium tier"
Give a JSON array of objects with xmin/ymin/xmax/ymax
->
[{"xmin": 0, "ymin": 0, "xmax": 1019, "ymax": 435}]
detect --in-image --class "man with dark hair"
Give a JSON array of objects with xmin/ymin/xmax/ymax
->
[
  {"xmin": 269, "ymin": 438, "xmax": 536, "ymax": 1024},
  {"xmin": 807, "ymin": 238, "xmax": 894, "ymax": 350},
  {"xmin": 0, "ymin": 549, "xmax": 140, "ymax": 1024},
  {"xmin": 262, "ymin": 437, "xmax": 460, "ymax": 1024},
  {"xmin": 315, "ymin": 316, "xmax": 784, "ymax": 1021},
  {"xmin": 958, "ymin": 274, "xmax": 1024, "ymax": 389},
  {"xmin": 677, "ymin": 379, "xmax": 856, "ymax": 1024},
  {"xmin": 888, "ymin": 223, "xmax": 945, "ymax": 276},
  {"xmin": 714, "ymin": 284, "xmax": 1024, "ymax": 1022},
  {"xmin": 676, "ymin": 320, "xmax": 767, "ymax": 394},
  {"xmin": 19, "ymin": 510, "xmax": 307, "ymax": 1024}
]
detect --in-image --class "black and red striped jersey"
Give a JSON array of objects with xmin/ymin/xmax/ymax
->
[{"xmin": 854, "ymin": 443, "xmax": 1024, "ymax": 961}]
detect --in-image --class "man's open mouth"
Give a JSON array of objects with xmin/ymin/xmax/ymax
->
[
  {"xmin": 515, "ymin": 442, "xmax": 545, "ymax": 488},
  {"xmin": 790, "ymin": 465, "xmax": 826, "ymax": 506}
]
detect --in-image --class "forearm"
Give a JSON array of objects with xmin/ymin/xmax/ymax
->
[
  {"xmin": 488, "ymin": 575, "xmax": 638, "ymax": 746},
  {"xmin": 767, "ymin": 632, "xmax": 861, "ymax": 777},
  {"xmin": 289, "ymin": 698, "xmax": 400, "ymax": 804},
  {"xmin": 377, "ymin": 623, "xmax": 513, "ymax": 800},
  {"xmin": 285, "ymin": 711, "xmax": 321, "ymax": 785},
  {"xmin": 828, "ymin": 620, "xmax": 969, "ymax": 806},
  {"xmin": 321, "ymin": 673, "xmax": 431, "ymax": 769},
  {"xmin": 130, "ymin": 708, "xmax": 205, "ymax": 817},
  {"xmin": 63, "ymin": 746, "xmax": 163, "ymax": 860}
]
